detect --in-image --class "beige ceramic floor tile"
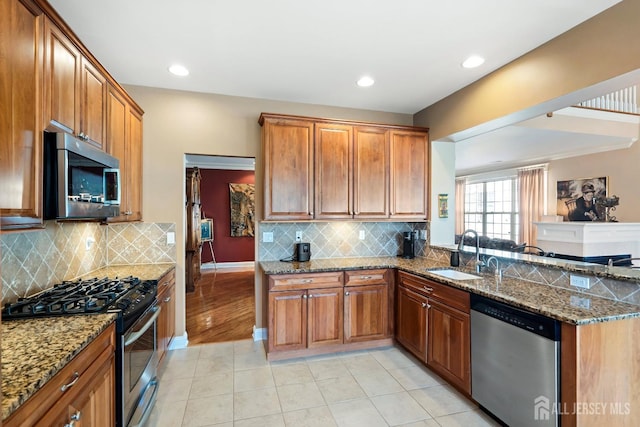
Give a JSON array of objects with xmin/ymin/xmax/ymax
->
[
  {"xmin": 271, "ymin": 362, "xmax": 315, "ymax": 386},
  {"xmin": 316, "ymin": 376, "xmax": 367, "ymax": 404},
  {"xmin": 410, "ymin": 385, "xmax": 477, "ymax": 418},
  {"xmin": 341, "ymin": 353, "xmax": 385, "ymax": 375},
  {"xmin": 329, "ymin": 398, "xmax": 388, "ymax": 427},
  {"xmin": 387, "ymin": 365, "xmax": 445, "ymax": 391},
  {"xmin": 369, "ymin": 347, "xmax": 418, "ymax": 370},
  {"xmin": 307, "ymin": 358, "xmax": 352, "ymax": 381},
  {"xmin": 168, "ymin": 346, "xmax": 201, "ymax": 362},
  {"xmin": 147, "ymin": 399, "xmax": 187, "ymax": 427},
  {"xmin": 156, "ymin": 377, "xmax": 193, "ymax": 402},
  {"xmin": 234, "ymin": 338, "xmax": 266, "ymax": 355},
  {"xmin": 181, "ymin": 394, "xmax": 233, "ymax": 426},
  {"xmin": 277, "ymin": 381, "xmax": 326, "ymax": 412},
  {"xmin": 234, "ymin": 366, "xmax": 276, "ymax": 392},
  {"xmin": 161, "ymin": 358, "xmax": 198, "ymax": 380},
  {"xmin": 283, "ymin": 406, "xmax": 338, "ymax": 427},
  {"xmin": 234, "ymin": 387, "xmax": 282, "ymax": 420},
  {"xmin": 235, "ymin": 350, "xmax": 270, "ymax": 371},
  {"xmin": 189, "ymin": 372, "xmax": 233, "ymax": 398},
  {"xmin": 194, "ymin": 354, "xmax": 234, "ymax": 376},
  {"xmin": 435, "ymin": 408, "xmax": 502, "ymax": 427},
  {"xmin": 397, "ymin": 419, "xmax": 441, "ymax": 427},
  {"xmin": 371, "ymin": 391, "xmax": 432, "ymax": 425},
  {"xmin": 352, "ymin": 369, "xmax": 405, "ymax": 397},
  {"xmin": 198, "ymin": 341, "xmax": 234, "ymax": 359},
  {"xmin": 233, "ymin": 413, "xmax": 286, "ymax": 427}
]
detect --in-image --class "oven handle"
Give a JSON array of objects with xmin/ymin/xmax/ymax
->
[
  {"xmin": 124, "ymin": 305, "xmax": 161, "ymax": 347},
  {"xmin": 128, "ymin": 377, "xmax": 159, "ymax": 427}
]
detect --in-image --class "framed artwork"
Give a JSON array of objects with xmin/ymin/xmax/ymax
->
[
  {"xmin": 201, "ymin": 218, "xmax": 213, "ymax": 242},
  {"xmin": 229, "ymin": 183, "xmax": 255, "ymax": 237},
  {"xmin": 438, "ymin": 194, "xmax": 449, "ymax": 218},
  {"xmin": 556, "ymin": 177, "xmax": 607, "ymax": 221}
]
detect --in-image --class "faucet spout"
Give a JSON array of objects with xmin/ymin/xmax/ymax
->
[{"xmin": 458, "ymin": 229, "xmax": 481, "ymax": 273}]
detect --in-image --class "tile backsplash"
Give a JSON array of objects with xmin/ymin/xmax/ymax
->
[
  {"xmin": 1, "ymin": 221, "xmax": 176, "ymax": 304},
  {"xmin": 258, "ymin": 221, "xmax": 428, "ymax": 261}
]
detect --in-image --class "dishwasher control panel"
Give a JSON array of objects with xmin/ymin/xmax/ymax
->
[{"xmin": 470, "ymin": 294, "xmax": 560, "ymax": 341}]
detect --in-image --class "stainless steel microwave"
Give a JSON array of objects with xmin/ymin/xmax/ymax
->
[{"xmin": 43, "ymin": 132, "xmax": 120, "ymax": 220}]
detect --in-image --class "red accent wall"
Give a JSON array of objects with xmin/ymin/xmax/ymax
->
[{"xmin": 199, "ymin": 169, "xmax": 255, "ymax": 263}]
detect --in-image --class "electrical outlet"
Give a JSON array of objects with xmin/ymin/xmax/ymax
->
[
  {"xmin": 263, "ymin": 231, "xmax": 274, "ymax": 243},
  {"xmin": 166, "ymin": 232, "xmax": 175, "ymax": 245},
  {"xmin": 570, "ymin": 274, "xmax": 591, "ymax": 289},
  {"xmin": 359, "ymin": 230, "xmax": 366, "ymax": 240},
  {"xmin": 419, "ymin": 230, "xmax": 427, "ymax": 240},
  {"xmin": 295, "ymin": 231, "xmax": 302, "ymax": 242},
  {"xmin": 85, "ymin": 237, "xmax": 95, "ymax": 250}
]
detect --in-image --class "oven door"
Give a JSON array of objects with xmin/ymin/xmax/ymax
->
[{"xmin": 123, "ymin": 303, "xmax": 161, "ymax": 427}]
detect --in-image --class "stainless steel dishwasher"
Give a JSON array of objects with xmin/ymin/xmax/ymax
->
[{"xmin": 471, "ymin": 294, "xmax": 560, "ymax": 427}]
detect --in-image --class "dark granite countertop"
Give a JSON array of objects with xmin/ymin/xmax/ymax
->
[
  {"xmin": 1, "ymin": 314, "xmax": 116, "ymax": 420},
  {"xmin": 79, "ymin": 262, "xmax": 176, "ymax": 282},
  {"xmin": 260, "ymin": 256, "xmax": 640, "ymax": 325}
]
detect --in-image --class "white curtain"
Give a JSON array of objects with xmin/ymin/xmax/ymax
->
[
  {"xmin": 455, "ymin": 178, "xmax": 465, "ymax": 235},
  {"xmin": 518, "ymin": 167, "xmax": 544, "ymax": 245}
]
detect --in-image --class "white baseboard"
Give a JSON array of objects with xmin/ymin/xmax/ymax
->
[
  {"xmin": 201, "ymin": 261, "xmax": 255, "ymax": 270},
  {"xmin": 168, "ymin": 332, "xmax": 189, "ymax": 350},
  {"xmin": 252, "ymin": 325, "xmax": 267, "ymax": 341}
]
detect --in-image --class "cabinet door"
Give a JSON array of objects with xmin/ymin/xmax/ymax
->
[
  {"xmin": 389, "ymin": 130, "xmax": 429, "ymax": 220},
  {"xmin": 263, "ymin": 118, "xmax": 314, "ymax": 220},
  {"xmin": 427, "ymin": 299, "xmax": 471, "ymax": 393},
  {"xmin": 314, "ymin": 123, "xmax": 353, "ymax": 219},
  {"xmin": 307, "ymin": 287, "xmax": 344, "ymax": 348},
  {"xmin": 0, "ymin": 0, "xmax": 44, "ymax": 229},
  {"xmin": 80, "ymin": 58, "xmax": 107, "ymax": 148},
  {"xmin": 44, "ymin": 19, "xmax": 80, "ymax": 134},
  {"xmin": 396, "ymin": 286, "xmax": 428, "ymax": 361},
  {"xmin": 268, "ymin": 290, "xmax": 307, "ymax": 352},
  {"xmin": 127, "ymin": 107, "xmax": 143, "ymax": 220},
  {"xmin": 344, "ymin": 284, "xmax": 388, "ymax": 343},
  {"xmin": 353, "ymin": 126, "xmax": 389, "ymax": 218},
  {"xmin": 106, "ymin": 86, "xmax": 127, "ymax": 221},
  {"xmin": 157, "ymin": 270, "xmax": 176, "ymax": 367}
]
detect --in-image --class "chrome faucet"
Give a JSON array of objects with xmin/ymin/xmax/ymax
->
[
  {"xmin": 607, "ymin": 257, "xmax": 640, "ymax": 268},
  {"xmin": 458, "ymin": 229, "xmax": 482, "ymax": 273},
  {"xmin": 486, "ymin": 256, "xmax": 502, "ymax": 280}
]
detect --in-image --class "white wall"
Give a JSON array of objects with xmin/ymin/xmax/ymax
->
[
  {"xmin": 125, "ymin": 84, "xmax": 413, "ymax": 338},
  {"xmin": 429, "ymin": 141, "xmax": 456, "ymax": 245}
]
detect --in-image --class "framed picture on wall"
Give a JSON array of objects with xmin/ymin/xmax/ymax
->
[
  {"xmin": 556, "ymin": 177, "xmax": 607, "ymax": 221},
  {"xmin": 201, "ymin": 218, "xmax": 213, "ymax": 242}
]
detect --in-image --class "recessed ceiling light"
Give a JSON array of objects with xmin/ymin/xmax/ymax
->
[
  {"xmin": 357, "ymin": 76, "xmax": 375, "ymax": 87},
  {"xmin": 169, "ymin": 64, "xmax": 189, "ymax": 77},
  {"xmin": 461, "ymin": 55, "xmax": 485, "ymax": 69}
]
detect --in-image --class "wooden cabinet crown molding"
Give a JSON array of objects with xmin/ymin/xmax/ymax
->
[
  {"xmin": 34, "ymin": 0, "xmax": 143, "ymax": 115},
  {"xmin": 258, "ymin": 112, "xmax": 429, "ymax": 133}
]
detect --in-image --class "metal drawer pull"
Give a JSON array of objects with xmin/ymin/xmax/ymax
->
[
  {"xmin": 308, "ymin": 294, "xmax": 314, "ymax": 298},
  {"xmin": 360, "ymin": 276, "xmax": 372, "ymax": 280},
  {"xmin": 301, "ymin": 279, "xmax": 314, "ymax": 283},
  {"xmin": 423, "ymin": 286, "xmax": 434, "ymax": 292},
  {"xmin": 61, "ymin": 372, "xmax": 80, "ymax": 392},
  {"xmin": 302, "ymin": 295, "xmax": 307, "ymax": 299},
  {"xmin": 164, "ymin": 297, "xmax": 171, "ymax": 303},
  {"xmin": 64, "ymin": 411, "xmax": 81, "ymax": 427},
  {"xmin": 345, "ymin": 291, "xmax": 350, "ymax": 296},
  {"xmin": 421, "ymin": 302, "xmax": 427, "ymax": 308}
]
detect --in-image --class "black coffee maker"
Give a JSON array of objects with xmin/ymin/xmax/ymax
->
[{"xmin": 401, "ymin": 231, "xmax": 415, "ymax": 259}]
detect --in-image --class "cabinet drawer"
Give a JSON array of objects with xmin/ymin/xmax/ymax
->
[
  {"xmin": 158, "ymin": 269, "xmax": 176, "ymax": 299},
  {"xmin": 269, "ymin": 272, "xmax": 344, "ymax": 291},
  {"xmin": 345, "ymin": 269, "xmax": 389, "ymax": 287},
  {"xmin": 398, "ymin": 271, "xmax": 469, "ymax": 313}
]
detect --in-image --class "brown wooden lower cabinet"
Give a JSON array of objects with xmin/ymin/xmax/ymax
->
[
  {"xmin": 157, "ymin": 268, "xmax": 177, "ymax": 367},
  {"xmin": 395, "ymin": 271, "xmax": 471, "ymax": 394},
  {"xmin": 5, "ymin": 324, "xmax": 116, "ymax": 427},
  {"xmin": 267, "ymin": 269, "xmax": 392, "ymax": 359}
]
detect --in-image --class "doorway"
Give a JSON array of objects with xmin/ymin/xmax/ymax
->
[{"xmin": 184, "ymin": 154, "xmax": 256, "ymax": 344}]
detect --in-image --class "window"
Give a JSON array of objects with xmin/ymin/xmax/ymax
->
[{"xmin": 464, "ymin": 178, "xmax": 519, "ymax": 242}]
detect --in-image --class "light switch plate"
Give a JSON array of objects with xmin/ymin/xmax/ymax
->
[
  {"xmin": 295, "ymin": 231, "xmax": 302, "ymax": 242},
  {"xmin": 570, "ymin": 274, "xmax": 591, "ymax": 289},
  {"xmin": 263, "ymin": 232, "xmax": 274, "ymax": 243},
  {"xmin": 359, "ymin": 230, "xmax": 366, "ymax": 240},
  {"xmin": 166, "ymin": 232, "xmax": 175, "ymax": 245}
]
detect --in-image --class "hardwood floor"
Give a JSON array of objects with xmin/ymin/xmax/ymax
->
[{"xmin": 185, "ymin": 267, "xmax": 255, "ymax": 345}]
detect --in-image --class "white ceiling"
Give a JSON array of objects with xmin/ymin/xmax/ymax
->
[
  {"xmin": 49, "ymin": 0, "xmax": 619, "ymax": 115},
  {"xmin": 50, "ymin": 0, "xmax": 634, "ymax": 173}
]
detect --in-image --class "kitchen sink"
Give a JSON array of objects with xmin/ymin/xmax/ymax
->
[{"xmin": 428, "ymin": 269, "xmax": 482, "ymax": 281}]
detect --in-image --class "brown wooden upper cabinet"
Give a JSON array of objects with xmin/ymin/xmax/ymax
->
[
  {"xmin": 44, "ymin": 18, "xmax": 107, "ymax": 149},
  {"xmin": 107, "ymin": 84, "xmax": 143, "ymax": 222},
  {"xmin": 260, "ymin": 113, "xmax": 429, "ymax": 221},
  {"xmin": 0, "ymin": 0, "xmax": 45, "ymax": 230}
]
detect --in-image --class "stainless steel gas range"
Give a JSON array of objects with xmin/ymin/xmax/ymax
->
[{"xmin": 2, "ymin": 276, "xmax": 161, "ymax": 427}]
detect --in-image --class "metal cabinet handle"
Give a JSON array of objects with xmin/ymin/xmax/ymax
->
[
  {"xmin": 61, "ymin": 372, "xmax": 80, "ymax": 392},
  {"xmin": 423, "ymin": 286, "xmax": 433, "ymax": 292},
  {"xmin": 345, "ymin": 291, "xmax": 350, "ymax": 296},
  {"xmin": 64, "ymin": 410, "xmax": 81, "ymax": 427},
  {"xmin": 421, "ymin": 302, "xmax": 427, "ymax": 308},
  {"xmin": 360, "ymin": 276, "xmax": 372, "ymax": 280},
  {"xmin": 164, "ymin": 297, "xmax": 171, "ymax": 303},
  {"xmin": 302, "ymin": 294, "xmax": 307, "ymax": 299},
  {"xmin": 308, "ymin": 294, "xmax": 314, "ymax": 298},
  {"xmin": 301, "ymin": 279, "xmax": 314, "ymax": 283}
]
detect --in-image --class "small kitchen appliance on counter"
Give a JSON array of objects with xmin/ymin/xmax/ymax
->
[
  {"xmin": 401, "ymin": 231, "xmax": 415, "ymax": 259},
  {"xmin": 294, "ymin": 242, "xmax": 311, "ymax": 262}
]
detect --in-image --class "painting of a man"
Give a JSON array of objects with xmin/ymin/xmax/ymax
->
[
  {"xmin": 569, "ymin": 182, "xmax": 599, "ymax": 221},
  {"xmin": 557, "ymin": 177, "xmax": 607, "ymax": 221}
]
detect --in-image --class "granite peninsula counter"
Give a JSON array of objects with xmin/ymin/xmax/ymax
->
[{"xmin": 260, "ymin": 256, "xmax": 640, "ymax": 325}]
